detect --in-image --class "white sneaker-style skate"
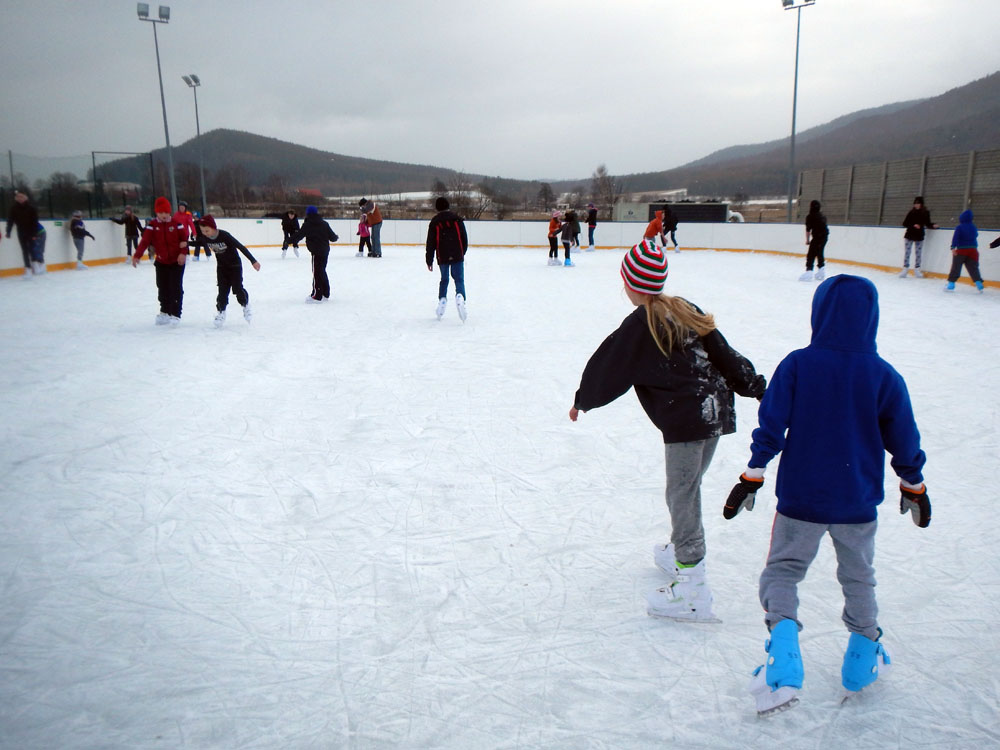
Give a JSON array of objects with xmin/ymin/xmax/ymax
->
[
  {"xmin": 76, "ymin": 261, "xmax": 87, "ymax": 270},
  {"xmin": 456, "ymin": 293, "xmax": 467, "ymax": 322},
  {"xmin": 814, "ymin": 267, "xmax": 825, "ymax": 281},
  {"xmin": 155, "ymin": 313, "xmax": 171, "ymax": 325},
  {"xmin": 243, "ymin": 304, "xmax": 252, "ymax": 323},
  {"xmin": 214, "ymin": 310, "xmax": 226, "ymax": 328},
  {"xmin": 293, "ymin": 248, "xmax": 299, "ymax": 257},
  {"xmin": 898, "ymin": 267, "xmax": 909, "ymax": 278},
  {"xmin": 798, "ymin": 271, "xmax": 814, "ymax": 281},
  {"xmin": 23, "ymin": 267, "xmax": 33, "ymax": 278},
  {"xmin": 913, "ymin": 269, "xmax": 924, "ymax": 278},
  {"xmin": 435, "ymin": 297, "xmax": 447, "ymax": 320},
  {"xmin": 281, "ymin": 250, "xmax": 287, "ymax": 259},
  {"xmin": 168, "ymin": 315, "xmax": 181, "ymax": 326},
  {"xmin": 356, "ymin": 251, "xmax": 364, "ymax": 257},
  {"xmin": 646, "ymin": 560, "xmax": 720, "ymax": 623}
]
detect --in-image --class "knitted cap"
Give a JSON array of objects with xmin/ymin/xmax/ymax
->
[
  {"xmin": 154, "ymin": 197, "xmax": 171, "ymax": 214},
  {"xmin": 435, "ymin": 196, "xmax": 449, "ymax": 211},
  {"xmin": 306, "ymin": 205, "xmax": 318, "ymax": 215},
  {"xmin": 621, "ymin": 239, "xmax": 668, "ymax": 295},
  {"xmin": 197, "ymin": 214, "xmax": 217, "ymax": 229}
]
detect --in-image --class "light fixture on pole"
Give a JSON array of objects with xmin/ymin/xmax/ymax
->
[
  {"xmin": 137, "ymin": 3, "xmax": 177, "ymax": 212},
  {"xmin": 782, "ymin": 0, "xmax": 816, "ymax": 223},
  {"xmin": 182, "ymin": 74, "xmax": 207, "ymax": 216}
]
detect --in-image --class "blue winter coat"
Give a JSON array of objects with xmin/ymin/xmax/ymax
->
[
  {"xmin": 950, "ymin": 209, "xmax": 978, "ymax": 251},
  {"xmin": 749, "ymin": 275, "xmax": 925, "ymax": 524}
]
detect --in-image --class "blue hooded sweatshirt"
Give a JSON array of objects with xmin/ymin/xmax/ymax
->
[
  {"xmin": 749, "ymin": 275, "xmax": 925, "ymax": 524},
  {"xmin": 950, "ymin": 209, "xmax": 978, "ymax": 258}
]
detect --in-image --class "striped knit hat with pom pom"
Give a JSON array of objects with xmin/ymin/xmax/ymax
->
[{"xmin": 621, "ymin": 239, "xmax": 668, "ymax": 294}]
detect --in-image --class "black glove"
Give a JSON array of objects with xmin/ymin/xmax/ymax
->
[
  {"xmin": 900, "ymin": 483, "xmax": 931, "ymax": 528},
  {"xmin": 723, "ymin": 474, "xmax": 764, "ymax": 520},
  {"xmin": 989, "ymin": 236, "xmax": 1000, "ymax": 249}
]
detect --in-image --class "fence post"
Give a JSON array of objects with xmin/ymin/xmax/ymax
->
[
  {"xmin": 964, "ymin": 150, "xmax": 976, "ymax": 209},
  {"xmin": 918, "ymin": 155, "xmax": 927, "ymax": 198},
  {"xmin": 876, "ymin": 162, "xmax": 887, "ymax": 225},
  {"xmin": 845, "ymin": 165, "xmax": 854, "ymax": 224}
]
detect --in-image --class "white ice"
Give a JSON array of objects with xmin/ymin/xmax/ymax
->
[{"xmin": 1, "ymin": 246, "xmax": 998, "ymax": 749}]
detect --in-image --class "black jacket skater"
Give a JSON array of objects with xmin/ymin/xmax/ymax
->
[
  {"xmin": 289, "ymin": 213, "xmax": 338, "ymax": 252},
  {"xmin": 425, "ymin": 209, "xmax": 468, "ymax": 266},
  {"xmin": 574, "ymin": 305, "xmax": 765, "ymax": 444}
]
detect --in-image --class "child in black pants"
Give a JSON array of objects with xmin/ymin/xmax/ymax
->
[{"xmin": 196, "ymin": 215, "xmax": 260, "ymax": 326}]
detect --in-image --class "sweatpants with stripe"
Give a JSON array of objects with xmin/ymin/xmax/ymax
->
[
  {"xmin": 759, "ymin": 512, "xmax": 879, "ymax": 640},
  {"xmin": 663, "ymin": 437, "xmax": 719, "ymax": 566}
]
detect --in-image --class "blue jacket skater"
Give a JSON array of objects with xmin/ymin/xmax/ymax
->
[{"xmin": 748, "ymin": 275, "xmax": 925, "ymax": 524}]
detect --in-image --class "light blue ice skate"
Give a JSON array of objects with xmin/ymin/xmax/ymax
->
[
  {"xmin": 841, "ymin": 628, "xmax": 890, "ymax": 694},
  {"xmin": 749, "ymin": 619, "xmax": 802, "ymax": 717}
]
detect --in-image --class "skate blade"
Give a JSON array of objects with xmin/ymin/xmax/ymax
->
[
  {"xmin": 757, "ymin": 694, "xmax": 799, "ymax": 718},
  {"xmin": 646, "ymin": 607, "xmax": 722, "ymax": 624}
]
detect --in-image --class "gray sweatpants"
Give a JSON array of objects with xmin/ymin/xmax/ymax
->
[
  {"xmin": 759, "ymin": 513, "xmax": 879, "ymax": 639},
  {"xmin": 663, "ymin": 437, "xmax": 719, "ymax": 565}
]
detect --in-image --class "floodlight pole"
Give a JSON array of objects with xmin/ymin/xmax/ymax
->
[
  {"xmin": 138, "ymin": 5, "xmax": 177, "ymax": 211},
  {"xmin": 783, "ymin": 0, "xmax": 815, "ymax": 223},
  {"xmin": 183, "ymin": 75, "xmax": 207, "ymax": 215}
]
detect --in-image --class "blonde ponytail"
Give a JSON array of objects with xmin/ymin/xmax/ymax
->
[{"xmin": 640, "ymin": 294, "xmax": 716, "ymax": 356}]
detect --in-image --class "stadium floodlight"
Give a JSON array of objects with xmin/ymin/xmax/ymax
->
[
  {"xmin": 782, "ymin": 0, "xmax": 817, "ymax": 222},
  {"xmin": 183, "ymin": 74, "xmax": 208, "ymax": 216},
  {"xmin": 137, "ymin": 4, "xmax": 177, "ymax": 211}
]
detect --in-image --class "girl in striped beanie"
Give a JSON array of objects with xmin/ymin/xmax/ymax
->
[{"xmin": 569, "ymin": 240, "xmax": 766, "ymax": 623}]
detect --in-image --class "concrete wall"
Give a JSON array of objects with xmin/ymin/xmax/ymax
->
[{"xmin": 3, "ymin": 217, "xmax": 998, "ymax": 285}]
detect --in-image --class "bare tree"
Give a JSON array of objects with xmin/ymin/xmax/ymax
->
[
  {"xmin": 590, "ymin": 164, "xmax": 621, "ymax": 215},
  {"xmin": 536, "ymin": 182, "xmax": 556, "ymax": 210}
]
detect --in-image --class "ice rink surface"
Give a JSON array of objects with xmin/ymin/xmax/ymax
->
[{"xmin": 1, "ymin": 245, "xmax": 998, "ymax": 748}]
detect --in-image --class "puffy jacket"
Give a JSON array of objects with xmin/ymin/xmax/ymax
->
[
  {"xmin": 749, "ymin": 275, "xmax": 925, "ymax": 524},
  {"xmin": 902, "ymin": 207, "xmax": 934, "ymax": 242},
  {"xmin": 281, "ymin": 214, "xmax": 300, "ymax": 234},
  {"xmin": 574, "ymin": 303, "xmax": 765, "ymax": 444},
  {"xmin": 644, "ymin": 211, "xmax": 663, "ymax": 239},
  {"xmin": 426, "ymin": 210, "xmax": 468, "ymax": 266}
]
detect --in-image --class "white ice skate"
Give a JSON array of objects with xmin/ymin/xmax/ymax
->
[
  {"xmin": 913, "ymin": 269, "xmax": 924, "ymax": 278},
  {"xmin": 814, "ymin": 267, "xmax": 825, "ymax": 281},
  {"xmin": 749, "ymin": 667, "xmax": 799, "ymax": 717},
  {"xmin": 435, "ymin": 297, "xmax": 447, "ymax": 320},
  {"xmin": 168, "ymin": 315, "xmax": 181, "ymax": 326},
  {"xmin": 646, "ymin": 560, "xmax": 720, "ymax": 623},
  {"xmin": 155, "ymin": 313, "xmax": 171, "ymax": 325},
  {"xmin": 456, "ymin": 293, "xmax": 467, "ymax": 322},
  {"xmin": 293, "ymin": 248, "xmax": 299, "ymax": 257},
  {"xmin": 798, "ymin": 270, "xmax": 814, "ymax": 281},
  {"xmin": 281, "ymin": 250, "xmax": 287, "ymax": 259},
  {"xmin": 653, "ymin": 543, "xmax": 679, "ymax": 581},
  {"xmin": 214, "ymin": 310, "xmax": 226, "ymax": 328},
  {"xmin": 356, "ymin": 251, "xmax": 363, "ymax": 257},
  {"xmin": 243, "ymin": 304, "xmax": 253, "ymax": 324}
]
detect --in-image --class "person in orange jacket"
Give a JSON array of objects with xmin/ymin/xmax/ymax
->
[
  {"xmin": 359, "ymin": 198, "xmax": 383, "ymax": 257},
  {"xmin": 547, "ymin": 210, "xmax": 562, "ymax": 266},
  {"xmin": 133, "ymin": 196, "xmax": 189, "ymax": 325},
  {"xmin": 644, "ymin": 209, "xmax": 667, "ymax": 247}
]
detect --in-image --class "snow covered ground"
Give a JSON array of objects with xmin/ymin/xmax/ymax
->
[{"xmin": 1, "ymin": 245, "xmax": 998, "ymax": 749}]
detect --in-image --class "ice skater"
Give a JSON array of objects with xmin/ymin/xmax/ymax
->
[
  {"xmin": 560, "ymin": 211, "xmax": 576, "ymax": 266},
  {"xmin": 643, "ymin": 208, "xmax": 667, "ymax": 248},
  {"xmin": 722, "ymin": 274, "xmax": 929, "ymax": 717},
  {"xmin": 110, "ymin": 205, "xmax": 144, "ymax": 259},
  {"xmin": 569, "ymin": 239, "xmax": 766, "ymax": 622},
  {"xmin": 585, "ymin": 203, "xmax": 597, "ymax": 251},
  {"xmin": 425, "ymin": 196, "xmax": 469, "ymax": 321},
  {"xmin": 547, "ymin": 210, "xmax": 562, "ymax": 265},
  {"xmin": 196, "ymin": 215, "xmax": 260, "ymax": 327},
  {"xmin": 288, "ymin": 205, "xmax": 339, "ymax": 302},
  {"xmin": 281, "ymin": 209, "xmax": 300, "ymax": 258},
  {"xmin": 69, "ymin": 211, "xmax": 95, "ymax": 269},
  {"xmin": 898, "ymin": 196, "xmax": 937, "ymax": 277},
  {"xmin": 663, "ymin": 205, "xmax": 679, "ymax": 252},
  {"xmin": 945, "ymin": 209, "xmax": 984, "ymax": 293},
  {"xmin": 801, "ymin": 200, "xmax": 828, "ymax": 281},
  {"xmin": 132, "ymin": 197, "xmax": 189, "ymax": 325},
  {"xmin": 357, "ymin": 215, "xmax": 372, "ymax": 257}
]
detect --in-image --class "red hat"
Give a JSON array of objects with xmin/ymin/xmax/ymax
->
[
  {"xmin": 197, "ymin": 214, "xmax": 217, "ymax": 229},
  {"xmin": 154, "ymin": 197, "xmax": 171, "ymax": 214}
]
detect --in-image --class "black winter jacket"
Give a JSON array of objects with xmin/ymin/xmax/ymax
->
[
  {"xmin": 281, "ymin": 214, "xmax": 300, "ymax": 234},
  {"xmin": 6, "ymin": 201, "xmax": 38, "ymax": 238},
  {"xmin": 574, "ymin": 305, "xmax": 765, "ymax": 443},
  {"xmin": 902, "ymin": 207, "xmax": 934, "ymax": 242},
  {"xmin": 110, "ymin": 213, "xmax": 144, "ymax": 237},
  {"xmin": 425, "ymin": 210, "xmax": 468, "ymax": 266},
  {"xmin": 289, "ymin": 214, "xmax": 338, "ymax": 252}
]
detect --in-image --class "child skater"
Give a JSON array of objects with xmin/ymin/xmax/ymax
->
[
  {"xmin": 357, "ymin": 214, "xmax": 372, "ymax": 257},
  {"xmin": 69, "ymin": 210, "xmax": 95, "ymax": 269},
  {"xmin": 547, "ymin": 210, "xmax": 562, "ymax": 266},
  {"xmin": 569, "ymin": 239, "xmax": 766, "ymax": 622},
  {"xmin": 132, "ymin": 197, "xmax": 188, "ymax": 325},
  {"xmin": 801, "ymin": 200, "xmax": 828, "ymax": 281},
  {"xmin": 722, "ymin": 274, "xmax": 929, "ymax": 717},
  {"xmin": 945, "ymin": 209, "xmax": 984, "ymax": 293},
  {"xmin": 560, "ymin": 211, "xmax": 576, "ymax": 266},
  {"xmin": 196, "ymin": 215, "xmax": 260, "ymax": 327}
]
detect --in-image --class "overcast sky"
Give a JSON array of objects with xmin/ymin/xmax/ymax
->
[{"xmin": 3, "ymin": 0, "xmax": 999, "ymax": 182}]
